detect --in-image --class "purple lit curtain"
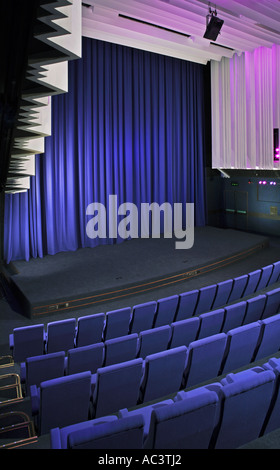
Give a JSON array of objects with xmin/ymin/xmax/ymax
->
[
  {"xmin": 211, "ymin": 44, "xmax": 280, "ymax": 170},
  {"xmin": 4, "ymin": 38, "xmax": 207, "ymax": 263}
]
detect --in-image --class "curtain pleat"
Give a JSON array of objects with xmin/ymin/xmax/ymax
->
[{"xmin": 4, "ymin": 38, "xmax": 207, "ymax": 263}]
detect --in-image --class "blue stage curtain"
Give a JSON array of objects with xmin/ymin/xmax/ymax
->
[{"xmin": 4, "ymin": 38, "xmax": 207, "ymax": 263}]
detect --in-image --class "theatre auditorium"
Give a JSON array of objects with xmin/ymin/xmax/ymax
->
[{"xmin": 1, "ymin": 0, "xmax": 280, "ymax": 451}]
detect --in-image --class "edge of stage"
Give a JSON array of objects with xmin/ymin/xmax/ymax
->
[{"xmin": 4, "ymin": 226, "xmax": 269, "ymax": 319}]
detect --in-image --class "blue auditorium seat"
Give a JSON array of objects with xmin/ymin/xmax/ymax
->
[
  {"xmin": 212, "ymin": 367, "xmax": 275, "ymax": 449},
  {"xmin": 75, "ymin": 313, "xmax": 105, "ymax": 347},
  {"xmin": 104, "ymin": 334, "xmax": 138, "ymax": 366},
  {"xmin": 268, "ymin": 261, "xmax": 280, "ymax": 286},
  {"xmin": 261, "ymin": 287, "xmax": 280, "ymax": 319},
  {"xmin": 30, "ymin": 371, "xmax": 92, "ymax": 435},
  {"xmin": 146, "ymin": 386, "xmax": 219, "ymax": 449},
  {"xmin": 20, "ymin": 351, "xmax": 65, "ymax": 396},
  {"xmin": 65, "ymin": 343, "xmax": 104, "ymax": 375},
  {"xmin": 254, "ymin": 314, "xmax": 280, "ymax": 361},
  {"xmin": 261, "ymin": 358, "xmax": 280, "ymax": 435},
  {"xmin": 182, "ymin": 333, "xmax": 227, "ymax": 388},
  {"xmin": 9, "ymin": 324, "xmax": 45, "ymax": 362},
  {"xmin": 91, "ymin": 358, "xmax": 143, "ymax": 419},
  {"xmin": 138, "ymin": 325, "xmax": 171, "ymax": 358},
  {"xmin": 242, "ymin": 269, "xmax": 262, "ymax": 297},
  {"xmin": 153, "ymin": 295, "xmax": 179, "ymax": 328},
  {"xmin": 211, "ymin": 279, "xmax": 233, "ymax": 310},
  {"xmin": 257, "ymin": 265, "xmax": 273, "ymax": 291},
  {"xmin": 129, "ymin": 301, "xmax": 156, "ymax": 334},
  {"xmin": 174, "ymin": 290, "xmax": 199, "ymax": 322},
  {"xmin": 242, "ymin": 295, "xmax": 266, "ymax": 325},
  {"xmin": 139, "ymin": 346, "xmax": 187, "ymax": 404},
  {"xmin": 194, "ymin": 285, "xmax": 217, "ymax": 316},
  {"xmin": 227, "ymin": 274, "xmax": 248, "ymax": 303},
  {"xmin": 197, "ymin": 309, "xmax": 224, "ymax": 340},
  {"xmin": 51, "ymin": 414, "xmax": 145, "ymax": 449},
  {"xmin": 222, "ymin": 301, "xmax": 247, "ymax": 332},
  {"xmin": 118, "ymin": 400, "xmax": 174, "ymax": 440},
  {"xmin": 50, "ymin": 415, "xmax": 118, "ymax": 449},
  {"xmin": 103, "ymin": 307, "xmax": 131, "ymax": 341},
  {"xmin": 46, "ymin": 318, "xmax": 76, "ymax": 354},
  {"xmin": 219, "ymin": 322, "xmax": 261, "ymax": 375},
  {"xmin": 169, "ymin": 317, "xmax": 200, "ymax": 349}
]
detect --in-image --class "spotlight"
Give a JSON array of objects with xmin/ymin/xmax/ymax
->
[{"xmin": 203, "ymin": 6, "xmax": 224, "ymax": 41}]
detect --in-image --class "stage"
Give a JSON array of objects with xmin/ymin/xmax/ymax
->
[{"xmin": 5, "ymin": 226, "xmax": 269, "ymax": 319}]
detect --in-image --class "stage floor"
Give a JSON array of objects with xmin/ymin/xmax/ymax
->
[{"xmin": 7, "ymin": 226, "xmax": 269, "ymax": 318}]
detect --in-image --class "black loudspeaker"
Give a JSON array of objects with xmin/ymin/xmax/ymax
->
[{"xmin": 203, "ymin": 15, "xmax": 224, "ymax": 41}]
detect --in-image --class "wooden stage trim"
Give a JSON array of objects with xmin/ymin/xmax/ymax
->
[{"xmin": 30, "ymin": 242, "xmax": 266, "ymax": 318}]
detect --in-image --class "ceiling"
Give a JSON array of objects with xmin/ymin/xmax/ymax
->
[
  {"xmin": 1, "ymin": 0, "xmax": 280, "ymax": 195},
  {"xmin": 82, "ymin": 0, "xmax": 280, "ymax": 64}
]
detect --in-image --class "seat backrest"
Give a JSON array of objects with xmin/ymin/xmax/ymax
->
[
  {"xmin": 254, "ymin": 313, "xmax": 280, "ymax": 361},
  {"xmin": 261, "ymin": 288, "xmax": 280, "ymax": 320},
  {"xmin": 242, "ymin": 269, "xmax": 262, "ymax": 297},
  {"xmin": 139, "ymin": 346, "xmax": 187, "ymax": 404},
  {"xmin": 68, "ymin": 414, "xmax": 145, "ymax": 449},
  {"xmin": 175, "ymin": 290, "xmax": 199, "ymax": 322},
  {"xmin": 242, "ymin": 295, "xmax": 266, "ymax": 325},
  {"xmin": 153, "ymin": 295, "xmax": 179, "ymax": 328},
  {"xmin": 227, "ymin": 275, "xmax": 248, "ymax": 303},
  {"xmin": 138, "ymin": 325, "xmax": 171, "ymax": 358},
  {"xmin": 194, "ymin": 285, "xmax": 217, "ymax": 316},
  {"xmin": 211, "ymin": 279, "xmax": 233, "ymax": 310},
  {"xmin": 222, "ymin": 301, "xmax": 247, "ymax": 332},
  {"xmin": 169, "ymin": 317, "xmax": 200, "ymax": 349},
  {"xmin": 92, "ymin": 359, "xmax": 144, "ymax": 419},
  {"xmin": 46, "ymin": 318, "xmax": 76, "ymax": 354},
  {"xmin": 144, "ymin": 386, "xmax": 219, "ymax": 449},
  {"xmin": 66, "ymin": 343, "xmax": 104, "ymax": 375},
  {"xmin": 39, "ymin": 371, "xmax": 92, "ymax": 435},
  {"xmin": 25, "ymin": 351, "xmax": 65, "ymax": 395},
  {"xmin": 75, "ymin": 313, "xmax": 105, "ymax": 347},
  {"xmin": 183, "ymin": 333, "xmax": 227, "ymax": 388},
  {"xmin": 12, "ymin": 324, "xmax": 45, "ymax": 362},
  {"xmin": 220, "ymin": 322, "xmax": 262, "ymax": 375},
  {"xmin": 268, "ymin": 261, "xmax": 280, "ymax": 286},
  {"xmin": 129, "ymin": 301, "xmax": 156, "ymax": 334},
  {"xmin": 262, "ymin": 358, "xmax": 280, "ymax": 435},
  {"xmin": 257, "ymin": 265, "xmax": 273, "ymax": 291},
  {"xmin": 197, "ymin": 309, "xmax": 225, "ymax": 340},
  {"xmin": 103, "ymin": 307, "xmax": 131, "ymax": 341},
  {"xmin": 213, "ymin": 368, "xmax": 275, "ymax": 449},
  {"xmin": 104, "ymin": 334, "xmax": 138, "ymax": 366}
]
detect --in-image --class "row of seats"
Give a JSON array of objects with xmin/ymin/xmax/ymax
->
[
  {"xmin": 50, "ymin": 358, "xmax": 280, "ymax": 449},
  {"xmin": 27, "ymin": 311, "xmax": 280, "ymax": 435},
  {"xmin": 20, "ymin": 298, "xmax": 280, "ymax": 398},
  {"xmin": 11, "ymin": 284, "xmax": 280, "ymax": 370}
]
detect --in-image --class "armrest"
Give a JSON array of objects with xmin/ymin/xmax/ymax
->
[
  {"xmin": 50, "ymin": 427, "xmax": 62, "ymax": 449},
  {"xmin": 90, "ymin": 373, "xmax": 97, "ymax": 397},
  {"xmin": 118, "ymin": 408, "xmax": 129, "ymax": 418},
  {"xmin": 20, "ymin": 362, "xmax": 26, "ymax": 384},
  {"xmin": 30, "ymin": 385, "xmax": 40, "ymax": 416},
  {"xmin": 9, "ymin": 334, "xmax": 14, "ymax": 350}
]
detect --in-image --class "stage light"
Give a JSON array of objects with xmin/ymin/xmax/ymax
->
[{"xmin": 203, "ymin": 6, "xmax": 224, "ymax": 41}]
